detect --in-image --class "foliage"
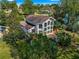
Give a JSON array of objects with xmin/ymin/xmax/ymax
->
[
  {"xmin": 60, "ymin": 0, "xmax": 79, "ymax": 32},
  {"xmin": 1, "ymin": 0, "xmax": 79, "ymax": 59},
  {"xmin": 72, "ymin": 52, "xmax": 79, "ymax": 59},
  {"xmin": 22, "ymin": 0, "xmax": 33, "ymax": 14},
  {"xmin": 16, "ymin": 34, "xmax": 58, "ymax": 59},
  {"xmin": 56, "ymin": 31, "xmax": 79, "ymax": 59},
  {"xmin": 0, "ymin": 10, "xmax": 7, "ymax": 26},
  {"xmin": 54, "ymin": 20, "xmax": 63, "ymax": 29},
  {"xmin": 0, "ymin": 39, "xmax": 13, "ymax": 59},
  {"xmin": 60, "ymin": 0, "xmax": 79, "ymax": 15},
  {"xmin": 56, "ymin": 30, "xmax": 72, "ymax": 47},
  {"xmin": 72, "ymin": 21, "xmax": 79, "ymax": 32},
  {"xmin": 57, "ymin": 47, "xmax": 79, "ymax": 59}
]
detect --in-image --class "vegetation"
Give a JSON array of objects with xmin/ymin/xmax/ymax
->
[
  {"xmin": 56, "ymin": 30, "xmax": 71, "ymax": 47},
  {"xmin": 16, "ymin": 34, "xmax": 58, "ymax": 59},
  {"xmin": 22, "ymin": 0, "xmax": 33, "ymax": 14},
  {"xmin": 0, "ymin": 0, "xmax": 79, "ymax": 59},
  {"xmin": 56, "ymin": 31, "xmax": 79, "ymax": 59},
  {"xmin": 0, "ymin": 39, "xmax": 13, "ymax": 59}
]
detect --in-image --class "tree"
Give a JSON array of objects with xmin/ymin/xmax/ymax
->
[
  {"xmin": 0, "ymin": 0, "xmax": 19, "ymax": 26},
  {"xmin": 56, "ymin": 30, "xmax": 72, "ymax": 47},
  {"xmin": 0, "ymin": 39, "xmax": 13, "ymax": 59},
  {"xmin": 0, "ymin": 0, "xmax": 16, "ymax": 9},
  {"xmin": 0, "ymin": 10, "xmax": 7, "ymax": 26},
  {"xmin": 56, "ymin": 30, "xmax": 79, "ymax": 59},
  {"xmin": 60, "ymin": 0, "xmax": 79, "ymax": 15},
  {"xmin": 57, "ymin": 47, "xmax": 79, "ymax": 59},
  {"xmin": 60, "ymin": 0, "xmax": 79, "ymax": 31},
  {"xmin": 72, "ymin": 21, "xmax": 79, "ymax": 32},
  {"xmin": 1, "ymin": 0, "xmax": 25, "ymax": 42},
  {"xmin": 22, "ymin": 0, "xmax": 33, "ymax": 14},
  {"xmin": 72, "ymin": 52, "xmax": 79, "ymax": 59},
  {"xmin": 16, "ymin": 34, "xmax": 58, "ymax": 59}
]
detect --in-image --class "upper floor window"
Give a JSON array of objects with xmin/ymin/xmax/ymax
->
[
  {"xmin": 48, "ymin": 27, "xmax": 50, "ymax": 29},
  {"xmin": 39, "ymin": 24, "xmax": 42, "ymax": 28},
  {"xmin": 48, "ymin": 21, "xmax": 50, "ymax": 25},
  {"xmin": 44, "ymin": 23, "xmax": 47, "ymax": 27},
  {"xmin": 50, "ymin": 18, "xmax": 53, "ymax": 20},
  {"xmin": 51, "ymin": 22, "xmax": 53, "ymax": 25}
]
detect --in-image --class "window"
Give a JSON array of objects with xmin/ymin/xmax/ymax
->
[
  {"xmin": 39, "ymin": 24, "xmax": 42, "ymax": 28},
  {"xmin": 51, "ymin": 25, "xmax": 53, "ymax": 28},
  {"xmin": 50, "ymin": 18, "xmax": 53, "ymax": 20},
  {"xmin": 44, "ymin": 28, "xmax": 47, "ymax": 31},
  {"xmin": 32, "ymin": 29, "xmax": 35, "ymax": 32},
  {"xmin": 48, "ymin": 21, "xmax": 50, "ymax": 25},
  {"xmin": 51, "ymin": 22, "xmax": 53, "ymax": 25},
  {"xmin": 44, "ymin": 23, "xmax": 47, "ymax": 27},
  {"xmin": 48, "ymin": 27, "xmax": 50, "ymax": 29},
  {"xmin": 51, "ymin": 26, "xmax": 53, "ymax": 29},
  {"xmin": 39, "ymin": 31, "xmax": 42, "ymax": 33},
  {"xmin": 48, "ymin": 31, "xmax": 50, "ymax": 33}
]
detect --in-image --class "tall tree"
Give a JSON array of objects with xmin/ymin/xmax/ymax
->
[
  {"xmin": 22, "ymin": 0, "xmax": 33, "ymax": 14},
  {"xmin": 56, "ymin": 30, "xmax": 72, "ymax": 48},
  {"xmin": 60, "ymin": 0, "xmax": 79, "ymax": 15},
  {"xmin": 56, "ymin": 30, "xmax": 79, "ymax": 59},
  {"xmin": 60, "ymin": 0, "xmax": 79, "ymax": 31}
]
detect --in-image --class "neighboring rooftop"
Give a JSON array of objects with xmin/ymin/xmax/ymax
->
[{"xmin": 20, "ymin": 21, "xmax": 33, "ymax": 30}]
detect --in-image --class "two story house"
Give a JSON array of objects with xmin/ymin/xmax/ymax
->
[{"xmin": 20, "ymin": 15, "xmax": 55, "ymax": 35}]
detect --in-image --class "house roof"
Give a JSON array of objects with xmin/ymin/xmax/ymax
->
[
  {"xmin": 20, "ymin": 21, "xmax": 33, "ymax": 30},
  {"xmin": 26, "ymin": 15, "xmax": 49, "ymax": 25}
]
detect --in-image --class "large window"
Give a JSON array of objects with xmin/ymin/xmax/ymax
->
[
  {"xmin": 48, "ymin": 21, "xmax": 50, "ymax": 25},
  {"xmin": 51, "ymin": 22, "xmax": 53, "ymax": 25},
  {"xmin": 39, "ymin": 24, "xmax": 42, "ymax": 28},
  {"xmin": 44, "ymin": 28, "xmax": 47, "ymax": 31},
  {"xmin": 44, "ymin": 23, "xmax": 47, "ymax": 27},
  {"xmin": 48, "ymin": 27, "xmax": 50, "ymax": 29}
]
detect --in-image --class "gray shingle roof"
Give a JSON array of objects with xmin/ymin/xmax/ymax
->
[{"xmin": 26, "ymin": 15, "xmax": 49, "ymax": 25}]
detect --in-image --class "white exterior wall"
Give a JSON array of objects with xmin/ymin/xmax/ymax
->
[
  {"xmin": 43, "ymin": 18, "xmax": 54, "ymax": 34},
  {"xmin": 28, "ymin": 27, "xmax": 35, "ymax": 33},
  {"xmin": 36, "ymin": 25, "xmax": 40, "ymax": 34},
  {"xmin": 22, "ymin": 17, "xmax": 55, "ymax": 34},
  {"xmin": 35, "ymin": 18, "xmax": 55, "ymax": 34}
]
